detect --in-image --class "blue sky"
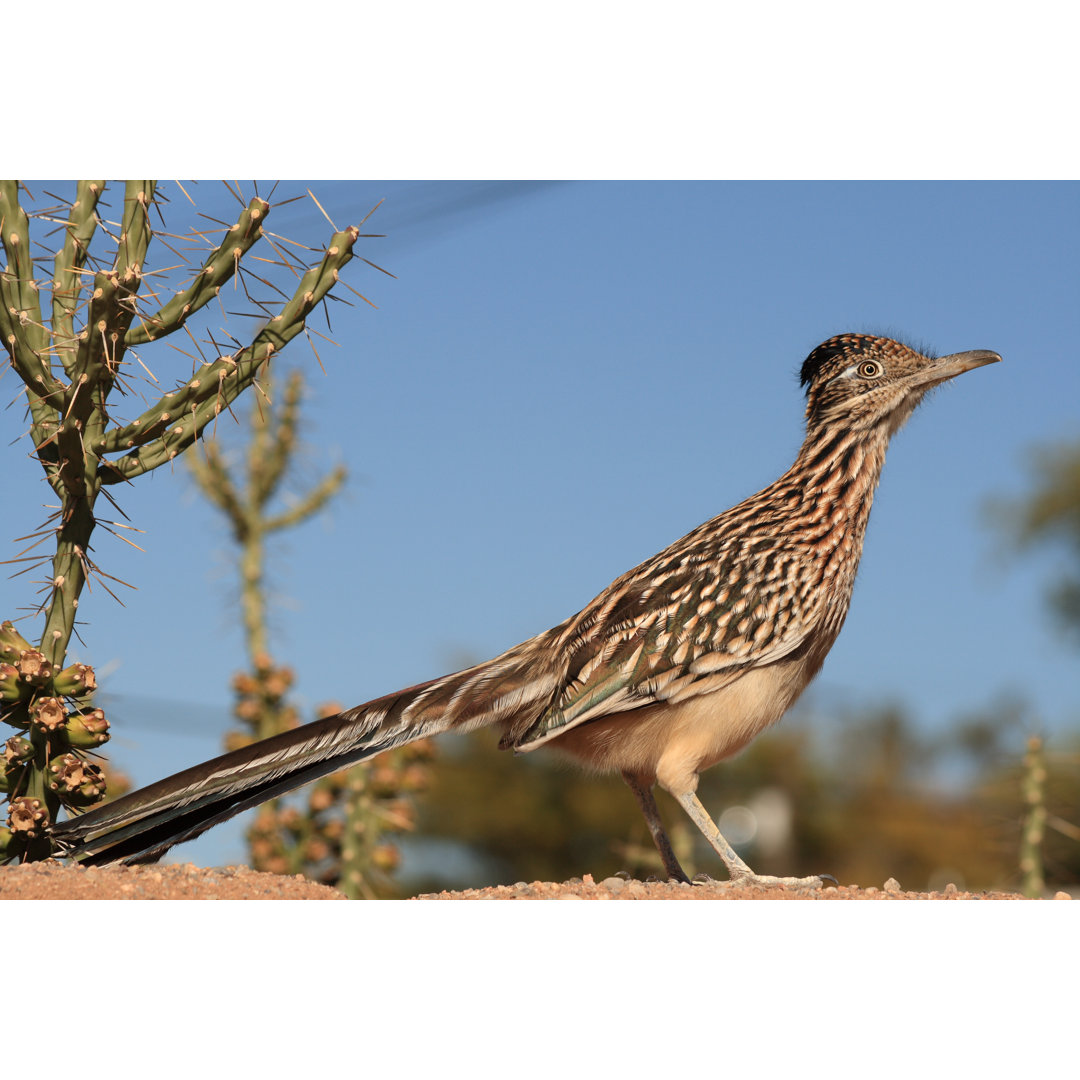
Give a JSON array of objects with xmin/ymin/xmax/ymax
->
[{"xmin": 2, "ymin": 180, "xmax": 1077, "ymax": 867}]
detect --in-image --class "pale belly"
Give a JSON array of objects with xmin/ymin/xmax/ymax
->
[{"xmin": 543, "ymin": 652, "xmax": 822, "ymax": 797}]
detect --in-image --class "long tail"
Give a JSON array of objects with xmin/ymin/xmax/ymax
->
[{"xmin": 49, "ymin": 637, "xmax": 562, "ymax": 866}]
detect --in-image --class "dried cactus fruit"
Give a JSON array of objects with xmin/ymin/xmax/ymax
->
[
  {"xmin": 15, "ymin": 651, "xmax": 53, "ymax": 688},
  {"xmin": 0, "ymin": 663, "xmax": 24, "ymax": 704},
  {"xmin": 30, "ymin": 697, "xmax": 67, "ymax": 733},
  {"xmin": 63, "ymin": 708, "xmax": 110, "ymax": 749},
  {"xmin": 0, "ymin": 622, "xmax": 32, "ymax": 663},
  {"xmin": 47, "ymin": 754, "xmax": 106, "ymax": 807},
  {"xmin": 51, "ymin": 662, "xmax": 98, "ymax": 697},
  {"xmin": 7, "ymin": 796, "xmax": 48, "ymax": 836},
  {"xmin": 3, "ymin": 737, "xmax": 34, "ymax": 766}
]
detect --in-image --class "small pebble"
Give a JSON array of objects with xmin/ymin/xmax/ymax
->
[
  {"xmin": 944, "ymin": 883, "xmax": 958, "ymax": 897},
  {"xmin": 1054, "ymin": 891, "xmax": 1071, "ymax": 900},
  {"xmin": 602, "ymin": 876, "xmax": 626, "ymax": 891},
  {"xmin": 884, "ymin": 878, "xmax": 901, "ymax": 894},
  {"xmin": 864, "ymin": 885, "xmax": 878, "ymax": 894}
]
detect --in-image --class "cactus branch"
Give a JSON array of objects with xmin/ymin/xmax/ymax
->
[
  {"xmin": 0, "ymin": 181, "xmax": 47, "ymax": 354},
  {"xmin": 250, "ymin": 367, "xmax": 302, "ymax": 508},
  {"xmin": 50, "ymin": 180, "xmax": 106, "ymax": 379},
  {"xmin": 0, "ymin": 182, "xmax": 65, "ymax": 446},
  {"xmin": 265, "ymin": 465, "xmax": 347, "ymax": 533},
  {"xmin": 124, "ymin": 196, "xmax": 269, "ymax": 347},
  {"xmin": 97, "ymin": 226, "xmax": 359, "ymax": 477}
]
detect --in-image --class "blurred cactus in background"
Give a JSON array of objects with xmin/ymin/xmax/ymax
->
[
  {"xmin": 0, "ymin": 180, "xmax": 369, "ymax": 860},
  {"xmin": 190, "ymin": 366, "xmax": 435, "ymax": 897},
  {"xmin": 188, "ymin": 366, "xmax": 347, "ymax": 693},
  {"xmin": 1019, "ymin": 734, "xmax": 1047, "ymax": 897}
]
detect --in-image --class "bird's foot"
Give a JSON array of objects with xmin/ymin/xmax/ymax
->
[{"xmin": 692, "ymin": 871, "xmax": 835, "ymax": 891}]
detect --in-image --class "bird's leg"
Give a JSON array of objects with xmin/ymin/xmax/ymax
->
[
  {"xmin": 622, "ymin": 772, "xmax": 691, "ymax": 883},
  {"xmin": 674, "ymin": 791, "xmax": 825, "ymax": 890}
]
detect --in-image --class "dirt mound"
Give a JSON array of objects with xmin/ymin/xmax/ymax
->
[{"xmin": 1, "ymin": 862, "xmax": 1051, "ymax": 900}]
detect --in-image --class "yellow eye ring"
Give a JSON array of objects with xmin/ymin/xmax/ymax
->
[{"xmin": 857, "ymin": 360, "xmax": 882, "ymax": 379}]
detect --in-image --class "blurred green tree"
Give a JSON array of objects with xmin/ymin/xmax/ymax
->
[{"xmin": 989, "ymin": 438, "xmax": 1080, "ymax": 639}]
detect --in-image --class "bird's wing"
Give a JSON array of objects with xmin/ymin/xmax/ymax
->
[{"xmin": 510, "ymin": 527, "xmax": 819, "ymax": 750}]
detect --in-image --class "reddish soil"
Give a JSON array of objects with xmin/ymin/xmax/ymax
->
[{"xmin": 0, "ymin": 861, "xmax": 1053, "ymax": 900}]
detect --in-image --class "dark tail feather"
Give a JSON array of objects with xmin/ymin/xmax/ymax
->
[
  {"xmin": 48, "ymin": 700, "xmax": 429, "ymax": 866},
  {"xmin": 48, "ymin": 639, "xmax": 562, "ymax": 866}
]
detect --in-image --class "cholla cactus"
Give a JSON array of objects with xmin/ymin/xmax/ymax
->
[
  {"xmin": 1019, "ymin": 734, "xmax": 1047, "ymax": 897},
  {"xmin": 188, "ymin": 365, "xmax": 346, "ymax": 680},
  {"xmin": 1, "ymin": 181, "xmax": 371, "ymax": 858}
]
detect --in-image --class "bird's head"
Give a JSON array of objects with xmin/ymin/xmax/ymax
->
[{"xmin": 800, "ymin": 333, "xmax": 1001, "ymax": 436}]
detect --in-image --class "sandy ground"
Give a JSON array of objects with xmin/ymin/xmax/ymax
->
[{"xmin": 0, "ymin": 861, "xmax": 1060, "ymax": 900}]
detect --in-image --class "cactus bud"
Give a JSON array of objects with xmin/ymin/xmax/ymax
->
[
  {"xmin": 0, "ymin": 662, "xmax": 27, "ymax": 703},
  {"xmin": 63, "ymin": 707, "xmax": 110, "ymax": 749},
  {"xmin": 71, "ymin": 774, "xmax": 107, "ymax": 807},
  {"xmin": 3, "ymin": 736, "xmax": 34, "ymax": 766},
  {"xmin": 7, "ymin": 796, "xmax": 48, "ymax": 836},
  {"xmin": 2, "ymin": 737, "xmax": 33, "ymax": 796},
  {"xmin": 309, "ymin": 785, "xmax": 335, "ymax": 813},
  {"xmin": 371, "ymin": 763, "xmax": 404, "ymax": 798},
  {"xmin": 401, "ymin": 763, "xmax": 432, "ymax": 792},
  {"xmin": 0, "ymin": 621, "xmax": 33, "ymax": 663},
  {"xmin": 30, "ymin": 698, "xmax": 66, "ymax": 734},
  {"xmin": 304, "ymin": 837, "xmax": 330, "ymax": 863},
  {"xmin": 51, "ymin": 662, "xmax": 97, "ymax": 697},
  {"xmin": 47, "ymin": 752, "xmax": 84, "ymax": 790},
  {"xmin": 232, "ymin": 672, "xmax": 259, "ymax": 696},
  {"xmin": 16, "ymin": 650, "xmax": 54, "ymax": 687},
  {"xmin": 262, "ymin": 855, "xmax": 290, "ymax": 876},
  {"xmin": 264, "ymin": 667, "xmax": 294, "ymax": 698},
  {"xmin": 30, "ymin": 696, "xmax": 67, "ymax": 733},
  {"xmin": 234, "ymin": 699, "xmax": 260, "ymax": 722},
  {"xmin": 47, "ymin": 753, "xmax": 106, "ymax": 807},
  {"xmin": 372, "ymin": 843, "xmax": 401, "ymax": 872}
]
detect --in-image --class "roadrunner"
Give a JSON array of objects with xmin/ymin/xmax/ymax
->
[{"xmin": 50, "ymin": 334, "xmax": 1000, "ymax": 884}]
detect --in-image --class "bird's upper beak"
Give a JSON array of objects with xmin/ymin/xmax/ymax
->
[{"xmin": 919, "ymin": 349, "xmax": 1002, "ymax": 388}]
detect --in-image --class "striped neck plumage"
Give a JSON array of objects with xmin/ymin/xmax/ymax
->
[
  {"xmin": 792, "ymin": 416, "xmax": 895, "ymax": 511},
  {"xmin": 766, "ymin": 417, "xmax": 898, "ymax": 595}
]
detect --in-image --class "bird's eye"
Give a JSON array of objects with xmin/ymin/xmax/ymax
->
[{"xmin": 857, "ymin": 360, "xmax": 883, "ymax": 379}]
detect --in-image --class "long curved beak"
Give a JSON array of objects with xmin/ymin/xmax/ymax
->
[{"xmin": 919, "ymin": 348, "xmax": 1002, "ymax": 388}]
